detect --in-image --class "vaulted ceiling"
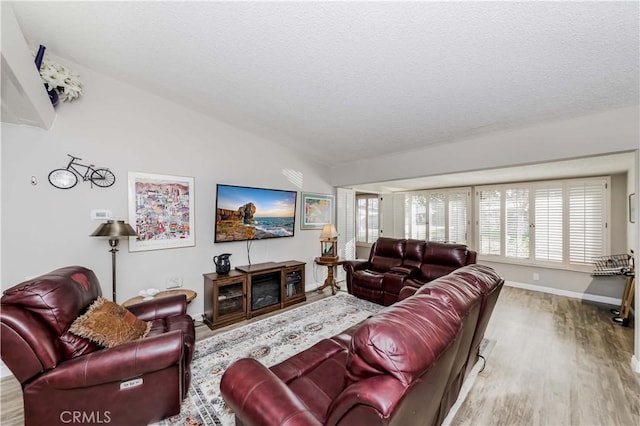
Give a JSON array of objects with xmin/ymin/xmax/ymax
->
[
  {"xmin": 9, "ymin": 2, "xmax": 639, "ymax": 168},
  {"xmin": 5, "ymin": 1, "xmax": 638, "ymax": 195}
]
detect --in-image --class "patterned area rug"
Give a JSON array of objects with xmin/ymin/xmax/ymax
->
[{"xmin": 154, "ymin": 292, "xmax": 385, "ymax": 426}]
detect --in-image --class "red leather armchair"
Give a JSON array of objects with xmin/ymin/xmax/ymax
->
[{"xmin": 1, "ymin": 266, "xmax": 195, "ymax": 426}]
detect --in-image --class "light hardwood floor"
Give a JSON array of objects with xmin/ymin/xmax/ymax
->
[
  {"xmin": 1, "ymin": 287, "xmax": 638, "ymax": 425},
  {"xmin": 452, "ymin": 286, "xmax": 640, "ymax": 426}
]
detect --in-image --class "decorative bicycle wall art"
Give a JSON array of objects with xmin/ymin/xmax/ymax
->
[{"xmin": 48, "ymin": 154, "xmax": 115, "ymax": 189}]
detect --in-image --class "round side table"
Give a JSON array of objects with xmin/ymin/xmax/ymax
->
[
  {"xmin": 314, "ymin": 257, "xmax": 345, "ymax": 295},
  {"xmin": 122, "ymin": 289, "xmax": 197, "ymax": 307}
]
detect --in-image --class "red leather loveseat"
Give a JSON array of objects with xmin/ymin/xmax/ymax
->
[
  {"xmin": 343, "ymin": 237, "xmax": 477, "ymax": 306},
  {"xmin": 220, "ymin": 264, "xmax": 503, "ymax": 426},
  {"xmin": 0, "ymin": 266, "xmax": 195, "ymax": 426}
]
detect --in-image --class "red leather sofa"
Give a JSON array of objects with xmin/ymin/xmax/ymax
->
[
  {"xmin": 220, "ymin": 264, "xmax": 503, "ymax": 426},
  {"xmin": 0, "ymin": 266, "xmax": 195, "ymax": 426},
  {"xmin": 343, "ymin": 237, "xmax": 477, "ymax": 306}
]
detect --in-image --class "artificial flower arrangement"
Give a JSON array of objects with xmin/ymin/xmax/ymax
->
[{"xmin": 33, "ymin": 45, "xmax": 82, "ymax": 103}]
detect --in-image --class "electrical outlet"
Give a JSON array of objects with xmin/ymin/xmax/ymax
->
[
  {"xmin": 166, "ymin": 276, "xmax": 183, "ymax": 289},
  {"xmin": 533, "ymin": 273, "xmax": 540, "ymax": 281}
]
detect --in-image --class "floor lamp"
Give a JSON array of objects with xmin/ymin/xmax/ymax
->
[{"xmin": 90, "ymin": 220, "xmax": 137, "ymax": 302}]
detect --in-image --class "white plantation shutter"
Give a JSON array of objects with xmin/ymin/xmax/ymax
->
[
  {"xmin": 429, "ymin": 193, "xmax": 446, "ymax": 242},
  {"xmin": 569, "ymin": 180, "xmax": 607, "ymax": 264},
  {"xmin": 505, "ymin": 188, "xmax": 530, "ymax": 259},
  {"xmin": 405, "ymin": 189, "xmax": 470, "ymax": 243},
  {"xmin": 337, "ymin": 188, "xmax": 355, "ymax": 282},
  {"xmin": 448, "ymin": 192, "xmax": 468, "ymax": 244},
  {"xmin": 356, "ymin": 197, "xmax": 367, "ymax": 243},
  {"xmin": 356, "ymin": 195, "xmax": 379, "ymax": 244},
  {"xmin": 367, "ymin": 197, "xmax": 379, "ymax": 243},
  {"xmin": 405, "ymin": 194, "xmax": 427, "ymax": 239},
  {"xmin": 474, "ymin": 178, "xmax": 608, "ymax": 268},
  {"xmin": 337, "ymin": 188, "xmax": 355, "ymax": 261},
  {"xmin": 478, "ymin": 189, "xmax": 501, "ymax": 256},
  {"xmin": 534, "ymin": 186, "xmax": 563, "ymax": 262}
]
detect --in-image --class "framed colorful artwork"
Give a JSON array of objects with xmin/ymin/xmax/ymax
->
[
  {"xmin": 128, "ymin": 172, "xmax": 195, "ymax": 251},
  {"xmin": 301, "ymin": 192, "xmax": 334, "ymax": 230}
]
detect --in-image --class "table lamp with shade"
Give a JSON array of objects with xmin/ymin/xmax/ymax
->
[
  {"xmin": 320, "ymin": 224, "xmax": 338, "ymax": 261},
  {"xmin": 90, "ymin": 220, "xmax": 137, "ymax": 302}
]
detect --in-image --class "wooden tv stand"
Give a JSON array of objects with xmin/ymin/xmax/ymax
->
[{"xmin": 203, "ymin": 260, "xmax": 306, "ymax": 329}]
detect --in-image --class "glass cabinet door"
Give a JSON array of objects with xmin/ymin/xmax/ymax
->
[
  {"xmin": 217, "ymin": 280, "xmax": 245, "ymax": 319},
  {"xmin": 283, "ymin": 265, "xmax": 305, "ymax": 306}
]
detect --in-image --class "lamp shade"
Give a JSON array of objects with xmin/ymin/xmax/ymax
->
[
  {"xmin": 90, "ymin": 220, "xmax": 137, "ymax": 238},
  {"xmin": 320, "ymin": 224, "xmax": 338, "ymax": 240}
]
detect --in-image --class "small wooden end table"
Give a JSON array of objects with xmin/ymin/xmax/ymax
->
[
  {"xmin": 122, "ymin": 289, "xmax": 197, "ymax": 307},
  {"xmin": 314, "ymin": 257, "xmax": 346, "ymax": 295}
]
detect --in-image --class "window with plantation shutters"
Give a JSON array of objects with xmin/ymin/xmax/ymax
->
[
  {"xmin": 405, "ymin": 194, "xmax": 427, "ymax": 239},
  {"xmin": 569, "ymin": 180, "xmax": 606, "ymax": 264},
  {"xmin": 505, "ymin": 188, "xmax": 529, "ymax": 259},
  {"xmin": 356, "ymin": 195, "xmax": 379, "ymax": 244},
  {"xmin": 534, "ymin": 185, "xmax": 563, "ymax": 263},
  {"xmin": 448, "ymin": 192, "xmax": 468, "ymax": 244},
  {"xmin": 478, "ymin": 189, "xmax": 501, "ymax": 256},
  {"xmin": 404, "ymin": 188, "xmax": 470, "ymax": 244},
  {"xmin": 429, "ymin": 193, "xmax": 446, "ymax": 242},
  {"xmin": 475, "ymin": 177, "xmax": 609, "ymax": 270}
]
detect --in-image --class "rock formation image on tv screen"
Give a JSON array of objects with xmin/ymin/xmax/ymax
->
[{"xmin": 215, "ymin": 184, "xmax": 297, "ymax": 242}]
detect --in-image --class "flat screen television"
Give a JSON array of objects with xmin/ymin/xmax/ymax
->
[{"xmin": 215, "ymin": 184, "xmax": 297, "ymax": 242}]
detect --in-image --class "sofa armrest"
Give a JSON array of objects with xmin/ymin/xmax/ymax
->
[
  {"xmin": 389, "ymin": 265, "xmax": 419, "ymax": 276},
  {"xmin": 326, "ymin": 375, "xmax": 405, "ymax": 424},
  {"xmin": 43, "ymin": 330, "xmax": 185, "ymax": 389},
  {"xmin": 342, "ymin": 260, "xmax": 369, "ymax": 274},
  {"xmin": 220, "ymin": 358, "xmax": 322, "ymax": 426},
  {"xmin": 466, "ymin": 249, "xmax": 478, "ymax": 265},
  {"xmin": 127, "ymin": 295, "xmax": 187, "ymax": 320},
  {"xmin": 398, "ymin": 285, "xmax": 419, "ymax": 301}
]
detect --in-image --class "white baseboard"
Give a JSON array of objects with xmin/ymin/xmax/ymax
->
[
  {"xmin": 505, "ymin": 281, "xmax": 622, "ymax": 306},
  {"xmin": 632, "ymin": 355, "xmax": 640, "ymax": 374},
  {"xmin": 191, "ymin": 312, "xmax": 205, "ymax": 323}
]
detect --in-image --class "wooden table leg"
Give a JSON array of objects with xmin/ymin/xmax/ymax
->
[
  {"xmin": 618, "ymin": 276, "xmax": 635, "ymax": 325},
  {"xmin": 317, "ymin": 265, "xmax": 337, "ymax": 295}
]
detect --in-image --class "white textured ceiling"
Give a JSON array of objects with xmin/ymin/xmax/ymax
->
[{"xmin": 8, "ymin": 1, "xmax": 639, "ymax": 171}]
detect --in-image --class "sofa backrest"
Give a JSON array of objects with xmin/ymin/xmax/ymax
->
[
  {"xmin": 346, "ymin": 294, "xmax": 461, "ymax": 385},
  {"xmin": 342, "ymin": 294, "xmax": 463, "ymax": 425},
  {"xmin": 368, "ymin": 237, "xmax": 405, "ymax": 272},
  {"xmin": 446, "ymin": 264, "xmax": 504, "ymax": 376},
  {"xmin": 402, "ymin": 239, "xmax": 426, "ymax": 270},
  {"xmin": 417, "ymin": 242, "xmax": 475, "ymax": 282},
  {"xmin": 1, "ymin": 266, "xmax": 101, "ymax": 382},
  {"xmin": 413, "ymin": 273, "xmax": 485, "ymax": 423}
]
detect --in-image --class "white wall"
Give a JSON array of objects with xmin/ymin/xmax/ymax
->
[
  {"xmin": 0, "ymin": 4, "xmax": 55, "ymax": 129},
  {"xmin": 1, "ymin": 56, "xmax": 333, "ymax": 319},
  {"xmin": 330, "ymin": 105, "xmax": 639, "ymax": 187}
]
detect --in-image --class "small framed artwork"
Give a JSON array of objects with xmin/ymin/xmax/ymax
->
[
  {"xmin": 629, "ymin": 193, "xmax": 636, "ymax": 224},
  {"xmin": 128, "ymin": 172, "xmax": 195, "ymax": 251},
  {"xmin": 301, "ymin": 193, "xmax": 334, "ymax": 230}
]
